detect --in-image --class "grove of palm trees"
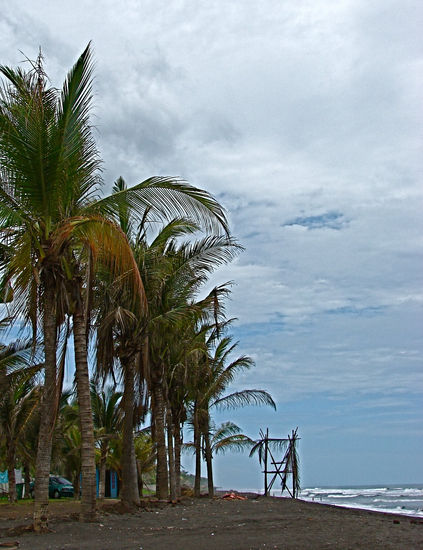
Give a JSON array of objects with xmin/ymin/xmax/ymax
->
[{"xmin": 0, "ymin": 44, "xmax": 275, "ymax": 531}]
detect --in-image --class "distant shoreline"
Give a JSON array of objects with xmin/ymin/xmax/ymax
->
[{"xmin": 218, "ymin": 484, "xmax": 423, "ymax": 519}]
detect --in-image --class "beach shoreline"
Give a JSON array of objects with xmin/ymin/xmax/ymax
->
[{"xmin": 1, "ymin": 494, "xmax": 423, "ymax": 549}]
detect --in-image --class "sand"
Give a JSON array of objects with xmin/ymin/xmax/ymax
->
[{"xmin": 1, "ymin": 495, "xmax": 422, "ymax": 549}]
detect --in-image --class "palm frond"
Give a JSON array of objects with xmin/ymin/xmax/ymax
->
[
  {"xmin": 93, "ymin": 176, "xmax": 229, "ymax": 235},
  {"xmin": 213, "ymin": 389, "xmax": 276, "ymax": 411}
]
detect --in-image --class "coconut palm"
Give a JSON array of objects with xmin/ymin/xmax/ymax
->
[
  {"xmin": 134, "ymin": 430, "xmax": 156, "ymax": 497},
  {"xmin": 58, "ymin": 420, "xmax": 82, "ymax": 498},
  {"xmin": 95, "ymin": 185, "xmax": 237, "ymax": 503},
  {"xmin": 164, "ymin": 306, "xmax": 230, "ymax": 500},
  {"xmin": 91, "ymin": 382, "xmax": 123, "ymax": 499},
  {"xmin": 189, "ymin": 332, "xmax": 276, "ymax": 497},
  {"xmin": 1, "ymin": 44, "xmax": 228, "ymax": 524},
  {"xmin": 184, "ymin": 420, "xmax": 254, "ymax": 466},
  {"xmin": 0, "ymin": 339, "xmax": 40, "ymax": 502},
  {"xmin": 207, "ymin": 421, "xmax": 254, "ymax": 455},
  {"xmin": 145, "ymin": 237, "xmax": 239, "ymax": 500},
  {"xmin": 0, "ymin": 45, "xmax": 103, "ymax": 526}
]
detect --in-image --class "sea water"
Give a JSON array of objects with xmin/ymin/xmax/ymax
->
[{"xmin": 270, "ymin": 485, "xmax": 423, "ymax": 517}]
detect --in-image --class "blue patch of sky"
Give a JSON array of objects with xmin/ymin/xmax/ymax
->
[
  {"xmin": 325, "ymin": 305, "xmax": 388, "ymax": 317},
  {"xmin": 206, "ymin": 391, "xmax": 423, "ymax": 488},
  {"xmin": 282, "ymin": 211, "xmax": 349, "ymax": 230}
]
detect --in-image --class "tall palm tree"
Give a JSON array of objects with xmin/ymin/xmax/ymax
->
[
  {"xmin": 95, "ymin": 184, "xmax": 237, "ymax": 503},
  {"xmin": 144, "ymin": 235, "xmax": 239, "ymax": 500},
  {"xmin": 1, "ymin": 45, "xmax": 228, "ymax": 525},
  {"xmin": 190, "ymin": 332, "xmax": 276, "ymax": 497},
  {"xmin": 0, "ymin": 46, "xmax": 103, "ymax": 527}
]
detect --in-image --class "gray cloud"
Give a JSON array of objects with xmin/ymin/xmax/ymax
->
[{"xmin": 1, "ymin": 2, "xmax": 422, "ymax": 481}]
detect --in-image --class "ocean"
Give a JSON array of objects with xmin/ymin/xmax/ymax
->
[{"xmin": 267, "ymin": 485, "xmax": 423, "ymax": 517}]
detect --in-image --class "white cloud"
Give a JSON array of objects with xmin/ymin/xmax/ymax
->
[{"xmin": 2, "ymin": 0, "xmax": 422, "ymax": 417}]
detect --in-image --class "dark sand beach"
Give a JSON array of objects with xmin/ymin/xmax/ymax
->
[{"xmin": 1, "ymin": 495, "xmax": 423, "ymax": 549}]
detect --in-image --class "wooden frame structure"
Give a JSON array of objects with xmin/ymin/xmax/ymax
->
[{"xmin": 250, "ymin": 428, "xmax": 300, "ymax": 497}]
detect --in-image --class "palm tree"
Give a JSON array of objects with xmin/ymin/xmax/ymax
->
[
  {"xmin": 1, "ymin": 45, "xmax": 228, "ymax": 525},
  {"xmin": 145, "ymin": 236, "xmax": 239, "ymax": 501},
  {"xmin": 91, "ymin": 382, "xmax": 123, "ymax": 499},
  {"xmin": 190, "ymin": 332, "xmax": 276, "ymax": 497},
  {"xmin": 0, "ymin": 46, "xmax": 102, "ymax": 527},
  {"xmin": 50, "ymin": 391, "xmax": 80, "ymax": 497},
  {"xmin": 0, "ymin": 339, "xmax": 40, "ymax": 502},
  {"xmin": 184, "ymin": 421, "xmax": 254, "ymax": 474},
  {"xmin": 95, "ymin": 183, "xmax": 237, "ymax": 503},
  {"xmin": 134, "ymin": 430, "xmax": 156, "ymax": 497},
  {"xmin": 207, "ymin": 421, "xmax": 255, "ymax": 455}
]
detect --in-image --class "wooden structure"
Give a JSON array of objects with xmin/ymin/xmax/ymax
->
[{"xmin": 249, "ymin": 428, "xmax": 300, "ymax": 497}]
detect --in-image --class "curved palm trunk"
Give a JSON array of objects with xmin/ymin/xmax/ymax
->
[
  {"xmin": 166, "ymin": 410, "xmax": 176, "ymax": 501},
  {"xmin": 152, "ymin": 378, "xmax": 168, "ymax": 500},
  {"xmin": 34, "ymin": 283, "xmax": 58, "ymax": 532},
  {"xmin": 121, "ymin": 356, "xmax": 140, "ymax": 507},
  {"xmin": 193, "ymin": 403, "xmax": 201, "ymax": 498},
  {"xmin": 73, "ymin": 297, "xmax": 96, "ymax": 521}
]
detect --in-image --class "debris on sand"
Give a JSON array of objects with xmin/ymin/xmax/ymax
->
[{"xmin": 221, "ymin": 492, "xmax": 247, "ymax": 501}]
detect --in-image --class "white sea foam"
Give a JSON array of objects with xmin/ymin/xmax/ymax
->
[
  {"xmin": 327, "ymin": 494, "xmax": 359, "ymax": 498},
  {"xmin": 243, "ymin": 484, "xmax": 423, "ymax": 517},
  {"xmin": 296, "ymin": 485, "xmax": 423, "ymax": 518}
]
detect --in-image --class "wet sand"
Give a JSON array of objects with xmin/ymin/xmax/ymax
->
[{"xmin": 1, "ymin": 495, "xmax": 422, "ymax": 549}]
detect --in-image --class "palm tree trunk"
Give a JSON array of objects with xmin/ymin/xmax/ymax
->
[
  {"xmin": 174, "ymin": 419, "xmax": 182, "ymax": 500},
  {"xmin": 73, "ymin": 470, "xmax": 80, "ymax": 500},
  {"xmin": 193, "ymin": 403, "xmax": 201, "ymax": 498},
  {"xmin": 121, "ymin": 356, "xmax": 140, "ymax": 507},
  {"xmin": 73, "ymin": 295, "xmax": 96, "ymax": 521},
  {"xmin": 98, "ymin": 451, "xmax": 107, "ymax": 500},
  {"xmin": 203, "ymin": 418, "xmax": 214, "ymax": 498},
  {"xmin": 204, "ymin": 433, "xmax": 214, "ymax": 498},
  {"xmin": 152, "ymin": 379, "xmax": 168, "ymax": 500},
  {"xmin": 7, "ymin": 444, "xmax": 16, "ymax": 503},
  {"xmin": 24, "ymin": 463, "xmax": 30, "ymax": 499},
  {"xmin": 33, "ymin": 282, "xmax": 58, "ymax": 532},
  {"xmin": 166, "ymin": 410, "xmax": 176, "ymax": 502},
  {"xmin": 136, "ymin": 460, "xmax": 143, "ymax": 498}
]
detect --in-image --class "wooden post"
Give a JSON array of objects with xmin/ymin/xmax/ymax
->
[
  {"xmin": 291, "ymin": 434, "xmax": 295, "ymax": 498},
  {"xmin": 264, "ymin": 428, "xmax": 269, "ymax": 496}
]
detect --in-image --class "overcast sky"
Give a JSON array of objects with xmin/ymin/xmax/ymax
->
[{"xmin": 2, "ymin": 0, "xmax": 422, "ymax": 488}]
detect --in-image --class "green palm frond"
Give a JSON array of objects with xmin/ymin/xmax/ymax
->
[
  {"xmin": 213, "ymin": 389, "xmax": 276, "ymax": 411},
  {"xmin": 248, "ymin": 437, "xmax": 289, "ymax": 462},
  {"xmin": 93, "ymin": 176, "xmax": 229, "ymax": 236},
  {"xmin": 213, "ymin": 434, "xmax": 254, "ymax": 455}
]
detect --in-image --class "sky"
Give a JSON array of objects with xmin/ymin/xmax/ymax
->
[{"xmin": 1, "ymin": 0, "xmax": 422, "ymax": 489}]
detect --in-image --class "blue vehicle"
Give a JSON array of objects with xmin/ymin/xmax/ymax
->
[{"xmin": 30, "ymin": 475, "xmax": 74, "ymax": 499}]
